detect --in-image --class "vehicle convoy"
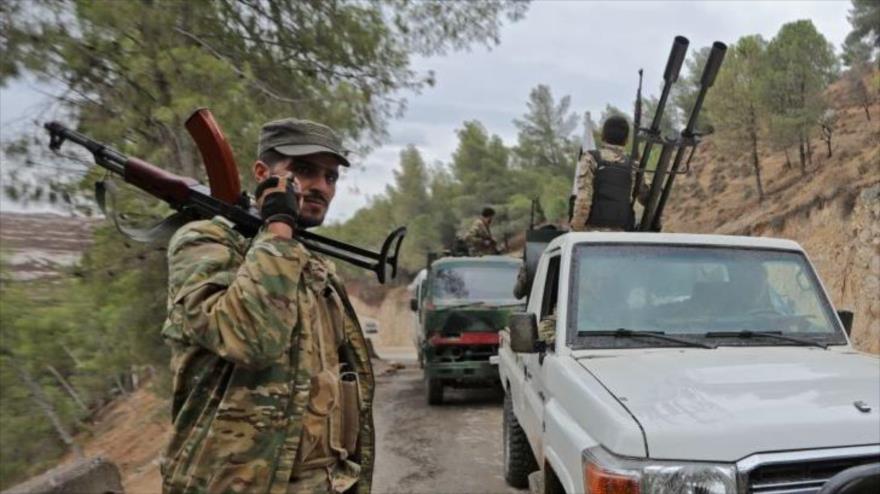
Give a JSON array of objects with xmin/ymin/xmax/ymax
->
[
  {"xmin": 411, "ymin": 255, "xmax": 524, "ymax": 404},
  {"xmin": 498, "ymin": 231, "xmax": 880, "ymax": 494}
]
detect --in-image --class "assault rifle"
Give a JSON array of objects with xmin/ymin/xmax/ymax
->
[
  {"xmin": 44, "ymin": 110, "xmax": 406, "ymax": 283},
  {"xmin": 628, "ymin": 69, "xmax": 644, "ymax": 165}
]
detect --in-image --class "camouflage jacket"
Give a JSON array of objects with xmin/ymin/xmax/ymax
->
[
  {"xmin": 462, "ymin": 218, "xmax": 498, "ymax": 255},
  {"xmin": 570, "ymin": 143, "xmax": 648, "ymax": 231},
  {"xmin": 160, "ymin": 217, "xmax": 375, "ymax": 494}
]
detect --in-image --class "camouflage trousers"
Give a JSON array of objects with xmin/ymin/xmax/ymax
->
[{"xmin": 288, "ymin": 459, "xmax": 360, "ymax": 494}]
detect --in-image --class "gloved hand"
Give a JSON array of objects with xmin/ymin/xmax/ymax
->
[{"xmin": 254, "ymin": 175, "xmax": 300, "ymax": 230}]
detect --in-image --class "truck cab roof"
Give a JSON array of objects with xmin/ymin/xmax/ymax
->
[{"xmin": 544, "ymin": 231, "xmax": 804, "ymax": 253}]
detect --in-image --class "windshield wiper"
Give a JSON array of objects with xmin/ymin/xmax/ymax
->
[
  {"xmin": 589, "ymin": 328, "xmax": 716, "ymax": 349},
  {"xmin": 704, "ymin": 330, "xmax": 828, "ymax": 349}
]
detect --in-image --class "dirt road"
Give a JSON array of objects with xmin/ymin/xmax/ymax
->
[{"xmin": 371, "ymin": 350, "xmax": 522, "ymax": 494}]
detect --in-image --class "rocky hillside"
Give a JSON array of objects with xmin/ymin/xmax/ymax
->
[
  {"xmin": 663, "ymin": 70, "xmax": 879, "ymax": 352},
  {"xmin": 0, "ymin": 212, "xmax": 99, "ymax": 280}
]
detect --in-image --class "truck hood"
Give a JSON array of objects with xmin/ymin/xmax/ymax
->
[{"xmin": 576, "ymin": 346, "xmax": 880, "ymax": 462}]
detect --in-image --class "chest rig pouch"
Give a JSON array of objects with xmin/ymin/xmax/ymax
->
[{"xmin": 586, "ymin": 150, "xmax": 636, "ymax": 230}]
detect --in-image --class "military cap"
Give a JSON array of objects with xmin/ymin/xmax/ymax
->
[{"xmin": 258, "ymin": 118, "xmax": 350, "ymax": 166}]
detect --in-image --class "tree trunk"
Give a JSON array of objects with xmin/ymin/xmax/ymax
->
[
  {"xmin": 46, "ymin": 364, "xmax": 89, "ymax": 413},
  {"xmin": 824, "ymin": 133, "xmax": 832, "ymax": 158},
  {"xmin": 857, "ymin": 80, "xmax": 871, "ymax": 121},
  {"xmin": 806, "ymin": 134, "xmax": 813, "ymax": 166},
  {"xmin": 750, "ymin": 130, "xmax": 764, "ymax": 202},
  {"xmin": 10, "ymin": 357, "xmax": 84, "ymax": 458},
  {"xmin": 114, "ymin": 373, "xmax": 129, "ymax": 396},
  {"xmin": 784, "ymin": 149, "xmax": 792, "ymax": 170},
  {"xmin": 798, "ymin": 135, "xmax": 807, "ymax": 175}
]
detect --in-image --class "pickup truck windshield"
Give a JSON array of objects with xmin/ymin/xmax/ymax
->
[
  {"xmin": 431, "ymin": 262, "xmax": 524, "ymax": 307},
  {"xmin": 569, "ymin": 244, "xmax": 845, "ymax": 348}
]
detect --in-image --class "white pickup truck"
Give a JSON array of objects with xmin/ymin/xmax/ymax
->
[{"xmin": 498, "ymin": 232, "xmax": 880, "ymax": 494}]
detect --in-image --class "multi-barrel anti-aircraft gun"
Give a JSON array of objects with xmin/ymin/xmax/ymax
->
[
  {"xmin": 524, "ymin": 35, "xmax": 727, "ymax": 291},
  {"xmin": 632, "ymin": 36, "xmax": 727, "ymax": 232}
]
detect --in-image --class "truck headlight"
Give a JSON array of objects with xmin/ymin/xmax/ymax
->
[{"xmin": 583, "ymin": 446, "xmax": 736, "ymax": 494}]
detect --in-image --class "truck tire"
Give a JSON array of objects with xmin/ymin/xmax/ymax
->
[
  {"xmin": 426, "ymin": 377, "xmax": 443, "ymax": 405},
  {"xmin": 503, "ymin": 392, "xmax": 538, "ymax": 488}
]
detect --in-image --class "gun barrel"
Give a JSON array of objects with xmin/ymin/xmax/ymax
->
[
  {"xmin": 663, "ymin": 36, "xmax": 690, "ymax": 83},
  {"xmin": 649, "ymin": 41, "xmax": 728, "ymax": 231},
  {"xmin": 44, "ymin": 122, "xmax": 127, "ymax": 174},
  {"xmin": 632, "ymin": 37, "xmax": 690, "ymax": 209},
  {"xmin": 700, "ymin": 42, "xmax": 728, "ymax": 87}
]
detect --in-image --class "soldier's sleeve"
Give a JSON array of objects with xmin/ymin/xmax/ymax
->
[
  {"xmin": 164, "ymin": 218, "xmax": 307, "ymax": 370},
  {"xmin": 570, "ymin": 152, "xmax": 597, "ymax": 231},
  {"xmin": 537, "ymin": 314, "xmax": 557, "ymax": 347},
  {"xmin": 464, "ymin": 220, "xmax": 481, "ymax": 251}
]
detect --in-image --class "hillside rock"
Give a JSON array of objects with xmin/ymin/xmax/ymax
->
[{"xmin": 0, "ymin": 213, "xmax": 99, "ymax": 280}]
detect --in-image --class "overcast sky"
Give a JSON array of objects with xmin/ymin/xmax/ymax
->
[{"xmin": 0, "ymin": 1, "xmax": 853, "ymax": 221}]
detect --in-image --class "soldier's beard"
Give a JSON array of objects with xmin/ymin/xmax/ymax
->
[
  {"xmin": 297, "ymin": 202, "xmax": 327, "ymax": 228},
  {"xmin": 297, "ymin": 214, "xmax": 324, "ymax": 228}
]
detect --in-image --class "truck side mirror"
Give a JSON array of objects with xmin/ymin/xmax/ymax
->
[
  {"xmin": 509, "ymin": 312, "xmax": 538, "ymax": 353},
  {"xmin": 837, "ymin": 310, "xmax": 854, "ymax": 336},
  {"xmin": 409, "ymin": 298, "xmax": 418, "ymax": 312}
]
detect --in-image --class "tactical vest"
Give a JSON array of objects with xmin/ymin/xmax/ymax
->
[{"xmin": 585, "ymin": 150, "xmax": 635, "ymax": 230}]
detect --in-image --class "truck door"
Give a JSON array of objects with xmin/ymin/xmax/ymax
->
[{"xmin": 520, "ymin": 253, "xmax": 561, "ymax": 454}]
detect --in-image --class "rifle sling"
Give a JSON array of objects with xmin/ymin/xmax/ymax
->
[{"xmin": 95, "ymin": 179, "xmax": 190, "ymax": 244}]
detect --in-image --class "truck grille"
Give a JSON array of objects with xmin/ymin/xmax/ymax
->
[{"xmin": 745, "ymin": 452, "xmax": 879, "ymax": 494}]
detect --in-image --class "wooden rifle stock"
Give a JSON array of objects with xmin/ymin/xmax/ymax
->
[{"xmin": 185, "ymin": 109, "xmax": 242, "ymax": 205}]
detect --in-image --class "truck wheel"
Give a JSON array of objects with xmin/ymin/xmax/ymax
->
[
  {"xmin": 426, "ymin": 377, "xmax": 443, "ymax": 405},
  {"xmin": 503, "ymin": 393, "xmax": 538, "ymax": 488}
]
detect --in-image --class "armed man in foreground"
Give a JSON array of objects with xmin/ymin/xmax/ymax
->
[
  {"xmin": 570, "ymin": 115, "xmax": 649, "ymax": 232},
  {"xmin": 160, "ymin": 119, "xmax": 375, "ymax": 494}
]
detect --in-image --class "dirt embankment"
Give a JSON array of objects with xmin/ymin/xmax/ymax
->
[
  {"xmin": 663, "ymin": 70, "xmax": 880, "ymax": 353},
  {"xmin": 349, "ymin": 285, "xmax": 416, "ymax": 349},
  {"xmin": 56, "ymin": 385, "xmax": 167, "ymax": 493}
]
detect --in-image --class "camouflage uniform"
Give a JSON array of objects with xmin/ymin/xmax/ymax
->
[
  {"xmin": 569, "ymin": 143, "xmax": 648, "ymax": 232},
  {"xmin": 462, "ymin": 217, "xmax": 498, "ymax": 256},
  {"xmin": 160, "ymin": 217, "xmax": 374, "ymax": 494},
  {"xmin": 537, "ymin": 315, "xmax": 556, "ymax": 347}
]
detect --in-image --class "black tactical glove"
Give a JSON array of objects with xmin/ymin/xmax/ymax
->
[{"xmin": 254, "ymin": 176, "xmax": 300, "ymax": 230}]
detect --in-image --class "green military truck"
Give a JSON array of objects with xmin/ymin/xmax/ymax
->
[{"xmin": 410, "ymin": 255, "xmax": 524, "ymax": 405}]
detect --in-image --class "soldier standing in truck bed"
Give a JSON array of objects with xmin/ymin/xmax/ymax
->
[
  {"xmin": 570, "ymin": 115, "xmax": 649, "ymax": 232},
  {"xmin": 515, "ymin": 116, "xmax": 650, "ymax": 343},
  {"xmin": 462, "ymin": 207, "xmax": 500, "ymax": 256}
]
